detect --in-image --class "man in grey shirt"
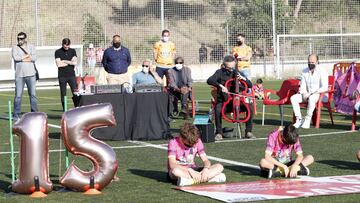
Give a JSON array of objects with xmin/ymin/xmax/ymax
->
[{"xmin": 12, "ymin": 32, "xmax": 38, "ymax": 119}]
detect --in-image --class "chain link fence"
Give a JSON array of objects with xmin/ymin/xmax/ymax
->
[{"xmin": 0, "ymin": 0, "xmax": 359, "ymax": 79}]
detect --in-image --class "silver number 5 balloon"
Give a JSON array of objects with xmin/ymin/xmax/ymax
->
[
  {"xmin": 60, "ymin": 103, "xmax": 119, "ymax": 191},
  {"xmin": 12, "ymin": 112, "xmax": 53, "ymax": 194}
]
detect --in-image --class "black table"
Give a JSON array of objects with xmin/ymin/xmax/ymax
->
[{"xmin": 79, "ymin": 92, "xmax": 170, "ymax": 141}]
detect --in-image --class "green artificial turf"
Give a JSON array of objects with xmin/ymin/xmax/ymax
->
[{"xmin": 0, "ymin": 81, "xmax": 359, "ymax": 203}]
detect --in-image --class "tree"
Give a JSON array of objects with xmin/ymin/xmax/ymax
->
[
  {"xmin": 293, "ymin": 0, "xmax": 303, "ymax": 18},
  {"xmin": 83, "ymin": 13, "xmax": 107, "ymax": 47},
  {"xmin": 227, "ymin": 0, "xmax": 293, "ymax": 46}
]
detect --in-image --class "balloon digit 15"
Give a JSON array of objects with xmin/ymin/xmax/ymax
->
[
  {"xmin": 12, "ymin": 112, "xmax": 53, "ymax": 194},
  {"xmin": 11, "ymin": 103, "xmax": 118, "ymax": 194},
  {"xmin": 60, "ymin": 103, "xmax": 118, "ymax": 192}
]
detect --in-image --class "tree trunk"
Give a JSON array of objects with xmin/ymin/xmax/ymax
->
[
  {"xmin": 283, "ymin": 0, "xmax": 289, "ymax": 17},
  {"xmin": 293, "ymin": 0, "xmax": 303, "ymax": 18}
]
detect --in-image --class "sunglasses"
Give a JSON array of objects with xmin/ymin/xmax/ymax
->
[
  {"xmin": 17, "ymin": 38, "xmax": 25, "ymax": 40},
  {"xmin": 142, "ymin": 65, "xmax": 149, "ymax": 67},
  {"xmin": 175, "ymin": 62, "xmax": 183, "ymax": 64}
]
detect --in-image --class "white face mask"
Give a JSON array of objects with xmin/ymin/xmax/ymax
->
[
  {"xmin": 142, "ymin": 66, "xmax": 149, "ymax": 73},
  {"xmin": 162, "ymin": 36, "xmax": 169, "ymax": 42},
  {"xmin": 175, "ymin": 64, "xmax": 183, "ymax": 70}
]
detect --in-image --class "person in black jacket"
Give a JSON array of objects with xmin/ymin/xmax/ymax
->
[{"xmin": 207, "ymin": 55, "xmax": 255, "ymax": 140}]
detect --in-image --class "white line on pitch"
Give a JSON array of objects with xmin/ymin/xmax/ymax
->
[
  {"xmin": 0, "ymin": 103, "xmax": 63, "ymax": 108},
  {"xmin": 0, "ymin": 144, "xmax": 168, "ymax": 155},
  {"xmin": 45, "ymin": 122, "xmax": 355, "ymax": 144},
  {"xmin": 128, "ymin": 140, "xmax": 260, "ymax": 170},
  {"xmin": 6, "ymin": 121, "xmax": 357, "ymax": 147},
  {"xmin": 215, "ymin": 130, "xmax": 355, "ymax": 143},
  {"xmin": 48, "ymin": 123, "xmax": 61, "ymax": 129}
]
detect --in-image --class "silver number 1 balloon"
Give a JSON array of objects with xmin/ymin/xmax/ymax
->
[{"xmin": 60, "ymin": 103, "xmax": 119, "ymax": 191}]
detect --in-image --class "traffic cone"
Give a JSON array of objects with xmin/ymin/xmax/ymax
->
[
  {"xmin": 30, "ymin": 176, "xmax": 47, "ymax": 198},
  {"xmin": 84, "ymin": 176, "xmax": 101, "ymax": 195}
]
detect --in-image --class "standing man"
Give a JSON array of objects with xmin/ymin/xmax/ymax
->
[
  {"xmin": 153, "ymin": 29, "xmax": 176, "ymax": 79},
  {"xmin": 232, "ymin": 34, "xmax": 253, "ymax": 79},
  {"xmin": 132, "ymin": 59, "xmax": 163, "ymax": 85},
  {"xmin": 12, "ymin": 32, "xmax": 38, "ymax": 119},
  {"xmin": 55, "ymin": 38, "xmax": 78, "ymax": 111},
  {"xmin": 290, "ymin": 54, "xmax": 328, "ymax": 129},
  {"xmin": 102, "ymin": 34, "xmax": 132, "ymax": 85}
]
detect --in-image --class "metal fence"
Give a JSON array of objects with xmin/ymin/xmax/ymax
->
[{"xmin": 0, "ymin": 0, "xmax": 360, "ymax": 78}]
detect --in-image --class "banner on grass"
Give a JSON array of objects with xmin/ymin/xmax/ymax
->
[{"xmin": 177, "ymin": 175, "xmax": 360, "ymax": 202}]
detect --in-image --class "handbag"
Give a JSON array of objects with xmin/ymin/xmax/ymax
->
[{"xmin": 17, "ymin": 45, "xmax": 39, "ymax": 80}]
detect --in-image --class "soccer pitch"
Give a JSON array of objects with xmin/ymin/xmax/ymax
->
[{"xmin": 0, "ymin": 81, "xmax": 359, "ymax": 203}]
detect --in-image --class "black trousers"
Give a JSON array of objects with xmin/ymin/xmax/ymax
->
[
  {"xmin": 58, "ymin": 76, "xmax": 78, "ymax": 110},
  {"xmin": 214, "ymin": 101, "xmax": 253, "ymax": 134}
]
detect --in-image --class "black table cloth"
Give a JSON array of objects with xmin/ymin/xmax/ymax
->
[{"xmin": 79, "ymin": 92, "xmax": 170, "ymax": 141}]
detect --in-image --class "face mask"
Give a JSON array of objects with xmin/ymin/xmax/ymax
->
[
  {"xmin": 227, "ymin": 66, "xmax": 235, "ymax": 72},
  {"xmin": 308, "ymin": 63, "xmax": 316, "ymax": 70},
  {"xmin": 142, "ymin": 66, "xmax": 149, "ymax": 73},
  {"xmin": 162, "ymin": 36, "xmax": 169, "ymax": 42},
  {"xmin": 175, "ymin": 64, "xmax": 183, "ymax": 70},
  {"xmin": 113, "ymin": 42, "xmax": 121, "ymax": 48},
  {"xmin": 237, "ymin": 41, "xmax": 243, "ymax": 46}
]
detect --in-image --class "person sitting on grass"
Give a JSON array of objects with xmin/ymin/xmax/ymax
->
[
  {"xmin": 167, "ymin": 123, "xmax": 226, "ymax": 186},
  {"xmin": 259, "ymin": 124, "xmax": 314, "ymax": 179},
  {"xmin": 253, "ymin": 78, "xmax": 265, "ymax": 100}
]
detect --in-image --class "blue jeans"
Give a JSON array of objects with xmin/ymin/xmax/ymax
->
[{"xmin": 14, "ymin": 75, "xmax": 38, "ymax": 116}]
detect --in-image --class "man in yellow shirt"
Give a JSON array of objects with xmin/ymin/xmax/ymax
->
[
  {"xmin": 232, "ymin": 33, "xmax": 253, "ymax": 79},
  {"xmin": 153, "ymin": 29, "xmax": 176, "ymax": 78}
]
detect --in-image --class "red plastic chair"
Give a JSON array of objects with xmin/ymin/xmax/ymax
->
[
  {"xmin": 333, "ymin": 63, "xmax": 360, "ymax": 130},
  {"xmin": 262, "ymin": 79, "xmax": 300, "ymax": 125},
  {"xmin": 298, "ymin": 75, "xmax": 335, "ymax": 128}
]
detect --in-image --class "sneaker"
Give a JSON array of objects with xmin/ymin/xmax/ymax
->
[
  {"xmin": 298, "ymin": 164, "xmax": 310, "ymax": 176},
  {"xmin": 245, "ymin": 132, "xmax": 256, "ymax": 139},
  {"xmin": 177, "ymin": 177, "xmax": 194, "ymax": 187},
  {"xmin": 208, "ymin": 173, "xmax": 226, "ymax": 183},
  {"xmin": 171, "ymin": 111, "xmax": 179, "ymax": 118},
  {"xmin": 301, "ymin": 117, "xmax": 311, "ymax": 129},
  {"xmin": 268, "ymin": 168, "xmax": 282, "ymax": 179},
  {"xmin": 12, "ymin": 114, "xmax": 21, "ymax": 121},
  {"xmin": 168, "ymin": 117, "xmax": 176, "ymax": 123},
  {"xmin": 215, "ymin": 133, "xmax": 223, "ymax": 141},
  {"xmin": 293, "ymin": 117, "xmax": 303, "ymax": 128}
]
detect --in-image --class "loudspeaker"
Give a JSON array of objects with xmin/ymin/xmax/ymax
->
[{"xmin": 196, "ymin": 123, "xmax": 215, "ymax": 143}]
